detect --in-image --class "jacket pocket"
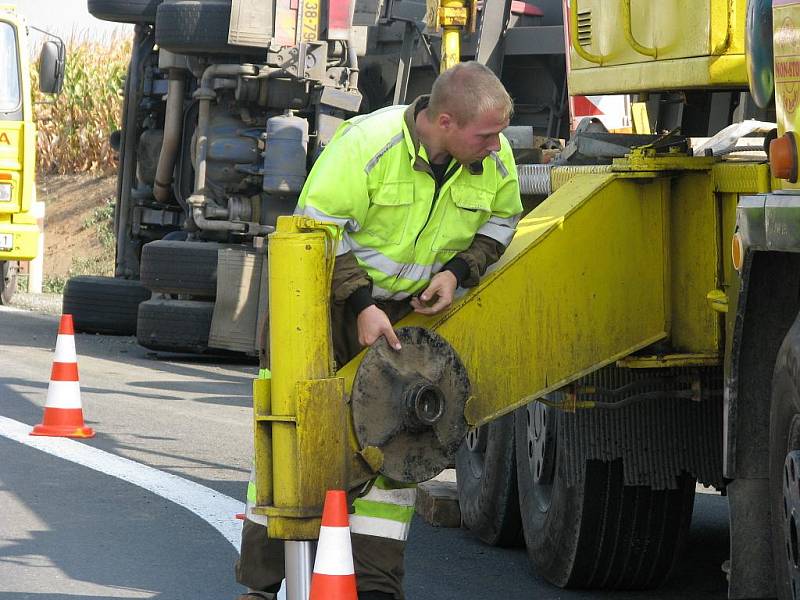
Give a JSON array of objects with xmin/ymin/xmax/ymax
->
[
  {"xmin": 363, "ymin": 181, "xmax": 415, "ymax": 245},
  {"xmin": 431, "ymin": 185, "xmax": 493, "ymax": 252}
]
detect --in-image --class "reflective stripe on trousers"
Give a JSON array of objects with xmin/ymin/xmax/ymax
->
[
  {"xmin": 350, "ymin": 476, "xmax": 417, "ymax": 542},
  {"xmin": 246, "ymin": 464, "xmax": 268, "ymax": 526}
]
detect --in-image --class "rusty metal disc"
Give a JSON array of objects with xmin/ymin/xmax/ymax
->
[{"xmin": 351, "ymin": 327, "xmax": 470, "ymax": 483}]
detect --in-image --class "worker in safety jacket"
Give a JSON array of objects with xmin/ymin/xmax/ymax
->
[{"xmin": 236, "ymin": 61, "xmax": 523, "ymax": 600}]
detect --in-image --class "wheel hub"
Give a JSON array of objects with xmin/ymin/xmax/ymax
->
[
  {"xmin": 784, "ymin": 451, "xmax": 800, "ymax": 598},
  {"xmin": 526, "ymin": 399, "xmax": 557, "ymax": 511},
  {"xmin": 463, "ymin": 425, "xmax": 489, "ymax": 480}
]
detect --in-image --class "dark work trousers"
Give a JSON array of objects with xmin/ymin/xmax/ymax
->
[{"xmin": 236, "ymin": 298, "xmax": 413, "ymax": 599}]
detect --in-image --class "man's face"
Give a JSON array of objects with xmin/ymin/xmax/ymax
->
[{"xmin": 440, "ymin": 107, "xmax": 509, "ymax": 165}]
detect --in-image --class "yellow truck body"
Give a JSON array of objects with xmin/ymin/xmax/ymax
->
[{"xmin": 0, "ymin": 6, "xmax": 39, "ymax": 262}]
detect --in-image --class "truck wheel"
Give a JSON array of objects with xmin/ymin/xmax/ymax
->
[
  {"xmin": 155, "ymin": 0, "xmax": 263, "ymax": 55},
  {"xmin": 88, "ymin": 0, "xmax": 162, "ymax": 23},
  {"xmin": 769, "ymin": 312, "xmax": 800, "ymax": 600},
  {"xmin": 62, "ymin": 276, "xmax": 150, "ymax": 335},
  {"xmin": 0, "ymin": 261, "xmax": 18, "ymax": 305},
  {"xmin": 455, "ymin": 414, "xmax": 523, "ymax": 547},
  {"xmin": 515, "ymin": 400, "xmax": 695, "ymax": 589},
  {"xmin": 139, "ymin": 240, "xmax": 230, "ymax": 298},
  {"xmin": 137, "ymin": 298, "xmax": 213, "ymax": 353}
]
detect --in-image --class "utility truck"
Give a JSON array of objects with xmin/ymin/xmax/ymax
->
[
  {"xmin": 244, "ymin": 1, "xmax": 800, "ymax": 600},
  {"xmin": 0, "ymin": 5, "xmax": 64, "ymax": 303}
]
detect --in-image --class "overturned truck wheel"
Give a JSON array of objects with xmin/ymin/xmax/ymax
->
[
  {"xmin": 455, "ymin": 413, "xmax": 523, "ymax": 547},
  {"xmin": 0, "ymin": 261, "xmax": 18, "ymax": 305},
  {"xmin": 515, "ymin": 400, "xmax": 696, "ymax": 589},
  {"xmin": 63, "ymin": 276, "xmax": 150, "ymax": 335},
  {"xmin": 769, "ymin": 311, "xmax": 800, "ymax": 600},
  {"xmin": 88, "ymin": 0, "xmax": 162, "ymax": 23},
  {"xmin": 155, "ymin": 0, "xmax": 264, "ymax": 55},
  {"xmin": 137, "ymin": 297, "xmax": 213, "ymax": 353},
  {"xmin": 139, "ymin": 240, "xmax": 228, "ymax": 298}
]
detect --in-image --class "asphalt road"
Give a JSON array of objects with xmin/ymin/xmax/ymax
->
[{"xmin": 0, "ymin": 305, "xmax": 731, "ymax": 600}]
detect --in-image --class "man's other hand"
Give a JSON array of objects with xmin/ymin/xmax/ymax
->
[
  {"xmin": 411, "ymin": 270, "xmax": 457, "ymax": 315},
  {"xmin": 357, "ymin": 305, "xmax": 402, "ymax": 350}
]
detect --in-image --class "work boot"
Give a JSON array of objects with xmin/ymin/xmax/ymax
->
[
  {"xmin": 359, "ymin": 592, "xmax": 395, "ymax": 600},
  {"xmin": 236, "ymin": 593, "xmax": 275, "ymax": 600}
]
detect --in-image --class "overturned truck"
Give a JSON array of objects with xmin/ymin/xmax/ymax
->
[{"xmin": 68, "ymin": 0, "xmax": 568, "ymax": 354}]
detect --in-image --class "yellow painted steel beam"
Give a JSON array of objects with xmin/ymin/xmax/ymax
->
[
  {"xmin": 340, "ymin": 172, "xmax": 673, "ymax": 427},
  {"xmin": 617, "ymin": 353, "xmax": 721, "ymax": 368}
]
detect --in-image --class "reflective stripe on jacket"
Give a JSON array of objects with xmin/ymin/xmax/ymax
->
[
  {"xmin": 350, "ymin": 476, "xmax": 417, "ymax": 541},
  {"xmin": 296, "ymin": 103, "xmax": 522, "ymax": 300}
]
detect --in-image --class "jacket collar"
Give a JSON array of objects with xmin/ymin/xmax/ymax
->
[{"xmin": 402, "ymin": 95, "xmax": 483, "ymax": 176}]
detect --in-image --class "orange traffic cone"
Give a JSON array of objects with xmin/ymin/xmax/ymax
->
[
  {"xmin": 31, "ymin": 314, "xmax": 95, "ymax": 438},
  {"xmin": 309, "ymin": 490, "xmax": 358, "ymax": 600}
]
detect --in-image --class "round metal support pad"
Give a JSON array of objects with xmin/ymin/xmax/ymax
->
[{"xmin": 351, "ymin": 327, "xmax": 470, "ymax": 483}]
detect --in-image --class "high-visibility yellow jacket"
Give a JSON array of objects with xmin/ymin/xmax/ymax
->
[{"xmin": 297, "ymin": 98, "xmax": 523, "ymax": 300}]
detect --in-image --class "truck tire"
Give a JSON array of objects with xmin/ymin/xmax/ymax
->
[
  {"xmin": 0, "ymin": 261, "xmax": 18, "ymax": 305},
  {"xmin": 155, "ymin": 0, "xmax": 263, "ymax": 55},
  {"xmin": 139, "ymin": 240, "xmax": 228, "ymax": 298},
  {"xmin": 769, "ymin": 312, "xmax": 800, "ymax": 600},
  {"xmin": 515, "ymin": 401, "xmax": 695, "ymax": 589},
  {"xmin": 137, "ymin": 298, "xmax": 213, "ymax": 353},
  {"xmin": 62, "ymin": 276, "xmax": 150, "ymax": 335},
  {"xmin": 88, "ymin": 0, "xmax": 162, "ymax": 23},
  {"xmin": 455, "ymin": 414, "xmax": 523, "ymax": 547}
]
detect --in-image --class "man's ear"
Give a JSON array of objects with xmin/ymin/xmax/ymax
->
[{"xmin": 438, "ymin": 112, "xmax": 454, "ymax": 131}]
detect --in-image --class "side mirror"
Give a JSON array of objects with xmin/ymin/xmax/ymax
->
[{"xmin": 38, "ymin": 40, "xmax": 65, "ymax": 95}]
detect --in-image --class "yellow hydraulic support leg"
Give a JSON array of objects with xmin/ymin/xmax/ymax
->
[{"xmin": 253, "ymin": 216, "xmax": 348, "ymax": 540}]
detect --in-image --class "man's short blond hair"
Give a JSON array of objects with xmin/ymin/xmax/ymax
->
[{"xmin": 427, "ymin": 61, "xmax": 513, "ymax": 126}]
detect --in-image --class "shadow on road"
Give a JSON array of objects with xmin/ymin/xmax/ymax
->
[{"xmin": 0, "ymin": 438, "xmax": 242, "ymax": 599}]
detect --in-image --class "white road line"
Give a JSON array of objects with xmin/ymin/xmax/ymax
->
[{"xmin": 0, "ymin": 415, "xmax": 244, "ymax": 551}]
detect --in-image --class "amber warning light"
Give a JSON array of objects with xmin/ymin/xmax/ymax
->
[{"xmin": 770, "ymin": 131, "xmax": 799, "ymax": 183}]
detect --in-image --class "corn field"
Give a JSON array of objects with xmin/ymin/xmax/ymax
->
[{"xmin": 32, "ymin": 34, "xmax": 131, "ymax": 174}]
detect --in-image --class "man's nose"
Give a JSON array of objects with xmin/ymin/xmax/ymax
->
[{"xmin": 487, "ymin": 136, "xmax": 501, "ymax": 152}]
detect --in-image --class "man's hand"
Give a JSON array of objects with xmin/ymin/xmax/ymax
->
[
  {"xmin": 357, "ymin": 305, "xmax": 402, "ymax": 350},
  {"xmin": 410, "ymin": 270, "xmax": 458, "ymax": 315}
]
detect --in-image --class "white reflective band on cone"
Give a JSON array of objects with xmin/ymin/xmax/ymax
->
[
  {"xmin": 54, "ymin": 335, "xmax": 77, "ymax": 362},
  {"xmin": 313, "ymin": 526, "xmax": 355, "ymax": 575},
  {"xmin": 45, "ymin": 381, "xmax": 82, "ymax": 408}
]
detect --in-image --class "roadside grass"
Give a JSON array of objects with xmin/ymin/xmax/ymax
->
[{"xmin": 83, "ymin": 200, "xmax": 117, "ymax": 249}]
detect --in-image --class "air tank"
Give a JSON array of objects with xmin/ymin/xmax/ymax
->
[{"xmin": 263, "ymin": 112, "xmax": 309, "ymax": 195}]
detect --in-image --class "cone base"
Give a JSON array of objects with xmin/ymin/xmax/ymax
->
[
  {"xmin": 31, "ymin": 424, "xmax": 95, "ymax": 438},
  {"xmin": 310, "ymin": 573, "xmax": 358, "ymax": 600},
  {"xmin": 31, "ymin": 407, "xmax": 95, "ymax": 438}
]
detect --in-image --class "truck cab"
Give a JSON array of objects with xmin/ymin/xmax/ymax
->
[{"xmin": 0, "ymin": 5, "xmax": 64, "ymax": 303}]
